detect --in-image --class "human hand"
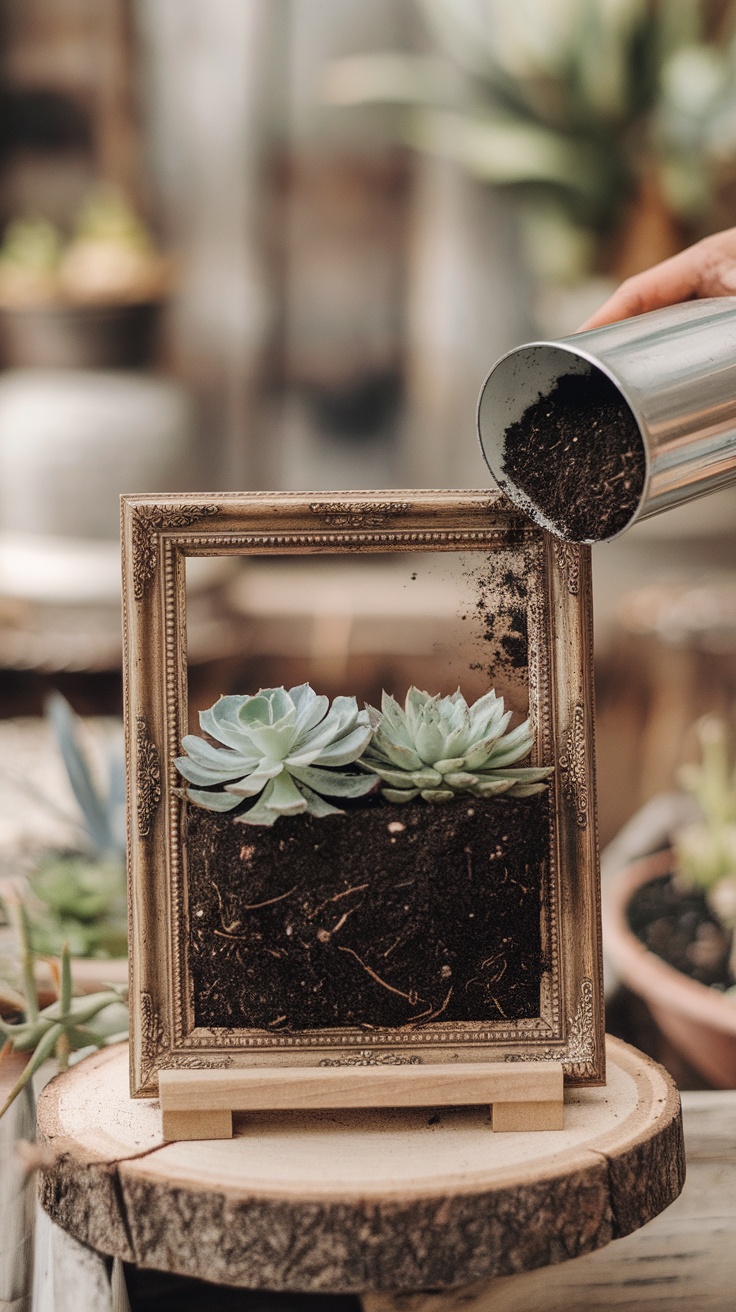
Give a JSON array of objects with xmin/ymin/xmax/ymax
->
[{"xmin": 578, "ymin": 226, "xmax": 736, "ymax": 331}]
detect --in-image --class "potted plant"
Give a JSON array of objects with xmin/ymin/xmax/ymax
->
[
  {"xmin": 0, "ymin": 693, "xmax": 127, "ymax": 996},
  {"xmin": 176, "ymin": 681, "xmax": 552, "ymax": 1032},
  {"xmin": 0, "ymin": 187, "xmax": 171, "ymax": 369},
  {"xmin": 605, "ymin": 717, "xmax": 736, "ymax": 1088},
  {"xmin": 0, "ymin": 912, "xmax": 127, "ymax": 1120}
]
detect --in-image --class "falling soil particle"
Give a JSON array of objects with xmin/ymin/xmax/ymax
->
[
  {"xmin": 627, "ymin": 873, "xmax": 733, "ymax": 988},
  {"xmin": 501, "ymin": 370, "xmax": 645, "ymax": 542},
  {"xmin": 186, "ymin": 795, "xmax": 548, "ymax": 1032},
  {"xmin": 470, "ymin": 551, "xmax": 533, "ymax": 683}
]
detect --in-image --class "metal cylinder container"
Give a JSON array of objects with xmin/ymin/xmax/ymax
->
[{"xmin": 477, "ymin": 297, "xmax": 736, "ymax": 543}]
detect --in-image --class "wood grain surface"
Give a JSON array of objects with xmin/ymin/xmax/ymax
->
[
  {"xmin": 365, "ymin": 1089, "xmax": 736, "ymax": 1311},
  {"xmin": 158, "ymin": 1061, "xmax": 564, "ymax": 1140},
  {"xmin": 36, "ymin": 1035, "xmax": 683, "ymax": 1294}
]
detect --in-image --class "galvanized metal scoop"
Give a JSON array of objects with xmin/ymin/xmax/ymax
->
[{"xmin": 477, "ymin": 298, "xmax": 736, "ymax": 543}]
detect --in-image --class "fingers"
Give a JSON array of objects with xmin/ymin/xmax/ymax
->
[{"xmin": 576, "ymin": 228, "xmax": 736, "ymax": 332}]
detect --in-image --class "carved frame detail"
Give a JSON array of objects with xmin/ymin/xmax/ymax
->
[{"xmin": 559, "ymin": 703, "xmax": 589, "ymax": 829}]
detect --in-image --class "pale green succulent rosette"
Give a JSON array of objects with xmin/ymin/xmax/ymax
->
[
  {"xmin": 360, "ymin": 686, "xmax": 552, "ymax": 803},
  {"xmin": 175, "ymin": 683, "xmax": 376, "ymax": 826}
]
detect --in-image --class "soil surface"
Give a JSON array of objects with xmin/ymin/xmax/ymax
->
[
  {"xmin": 627, "ymin": 873, "xmax": 733, "ymax": 989},
  {"xmin": 185, "ymin": 795, "xmax": 548, "ymax": 1032},
  {"xmin": 502, "ymin": 369, "xmax": 646, "ymax": 542}
]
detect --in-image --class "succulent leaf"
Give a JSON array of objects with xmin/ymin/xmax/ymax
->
[
  {"xmin": 362, "ymin": 685, "xmax": 552, "ymax": 804},
  {"xmin": 177, "ymin": 685, "xmax": 372, "ymax": 825},
  {"xmin": 288, "ymin": 764, "xmax": 377, "ymax": 798}
]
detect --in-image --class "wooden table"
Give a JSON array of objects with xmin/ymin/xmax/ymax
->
[{"xmin": 35, "ymin": 1036, "xmax": 684, "ymax": 1303}]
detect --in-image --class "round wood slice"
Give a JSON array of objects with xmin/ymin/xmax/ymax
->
[{"xmin": 36, "ymin": 1035, "xmax": 684, "ymax": 1295}]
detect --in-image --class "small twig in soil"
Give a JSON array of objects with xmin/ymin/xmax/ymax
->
[
  {"xmin": 211, "ymin": 887, "xmax": 297, "ymax": 940},
  {"xmin": 337, "ymin": 945, "xmax": 425, "ymax": 1006},
  {"xmin": 308, "ymin": 883, "xmax": 369, "ymax": 918},
  {"xmin": 316, "ymin": 906, "xmax": 358, "ymax": 943},
  {"xmin": 382, "ymin": 934, "xmax": 403, "ymax": 959},
  {"xmin": 411, "ymin": 986, "xmax": 453, "ymax": 1026},
  {"xmin": 241, "ymin": 887, "xmax": 297, "ymax": 911},
  {"xmin": 212, "ymin": 881, "xmax": 241, "ymax": 934}
]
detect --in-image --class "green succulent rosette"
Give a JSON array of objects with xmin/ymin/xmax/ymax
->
[
  {"xmin": 175, "ymin": 684, "xmax": 376, "ymax": 826},
  {"xmin": 360, "ymin": 686, "xmax": 552, "ymax": 803}
]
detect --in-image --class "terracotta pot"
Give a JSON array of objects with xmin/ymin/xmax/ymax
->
[{"xmin": 604, "ymin": 850, "xmax": 736, "ymax": 1088}]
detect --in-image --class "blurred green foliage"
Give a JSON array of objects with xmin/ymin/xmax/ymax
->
[{"xmin": 325, "ymin": 0, "xmax": 736, "ymax": 280}]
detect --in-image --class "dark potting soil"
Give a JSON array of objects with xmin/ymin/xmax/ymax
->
[
  {"xmin": 185, "ymin": 794, "xmax": 548, "ymax": 1032},
  {"xmin": 502, "ymin": 370, "xmax": 645, "ymax": 542},
  {"xmin": 627, "ymin": 873, "xmax": 734, "ymax": 989}
]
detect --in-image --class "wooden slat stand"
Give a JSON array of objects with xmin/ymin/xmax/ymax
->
[{"xmin": 158, "ymin": 1061, "xmax": 565, "ymax": 1141}]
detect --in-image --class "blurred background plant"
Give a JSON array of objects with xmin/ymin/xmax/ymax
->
[
  {"xmin": 674, "ymin": 715, "xmax": 736, "ymax": 976},
  {"xmin": 325, "ymin": 0, "xmax": 736, "ymax": 287},
  {"xmin": 0, "ymin": 692, "xmax": 126, "ymax": 971},
  {"xmin": 0, "ymin": 186, "xmax": 169, "ymax": 308},
  {"xmin": 0, "ymin": 905, "xmax": 127, "ymax": 1119}
]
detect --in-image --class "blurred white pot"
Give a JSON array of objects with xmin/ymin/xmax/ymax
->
[{"xmin": 0, "ymin": 369, "xmax": 196, "ymax": 542}]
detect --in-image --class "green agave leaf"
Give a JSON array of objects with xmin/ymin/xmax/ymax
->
[
  {"xmin": 404, "ymin": 109, "xmax": 603, "ymax": 199},
  {"xmin": 46, "ymin": 692, "xmax": 114, "ymax": 856},
  {"xmin": 0, "ymin": 1016, "xmax": 51, "ymax": 1051},
  {"xmin": 78, "ymin": 1001, "xmax": 129, "ymax": 1039},
  {"xmin": 433, "ymin": 757, "xmax": 467, "ymax": 773},
  {"xmin": 0, "ymin": 1021, "xmax": 63, "ymax": 1119},
  {"xmin": 382, "ymin": 788, "xmax": 420, "ymax": 803},
  {"xmin": 419, "ymin": 788, "xmax": 456, "ymax": 803},
  {"xmin": 42, "ymin": 990, "xmax": 128, "ymax": 1027}
]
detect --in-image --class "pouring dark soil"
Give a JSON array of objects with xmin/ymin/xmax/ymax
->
[
  {"xmin": 185, "ymin": 794, "xmax": 548, "ymax": 1033},
  {"xmin": 627, "ymin": 872, "xmax": 733, "ymax": 989},
  {"xmin": 501, "ymin": 369, "xmax": 645, "ymax": 542}
]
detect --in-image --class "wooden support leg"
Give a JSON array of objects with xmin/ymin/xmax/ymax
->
[
  {"xmin": 158, "ymin": 1063, "xmax": 565, "ymax": 1141},
  {"xmin": 492, "ymin": 1100, "xmax": 564, "ymax": 1132},
  {"xmin": 162, "ymin": 1108, "xmax": 232, "ymax": 1142}
]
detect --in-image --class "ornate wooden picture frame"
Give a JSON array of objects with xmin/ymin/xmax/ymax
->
[{"xmin": 122, "ymin": 490, "xmax": 603, "ymax": 1097}]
